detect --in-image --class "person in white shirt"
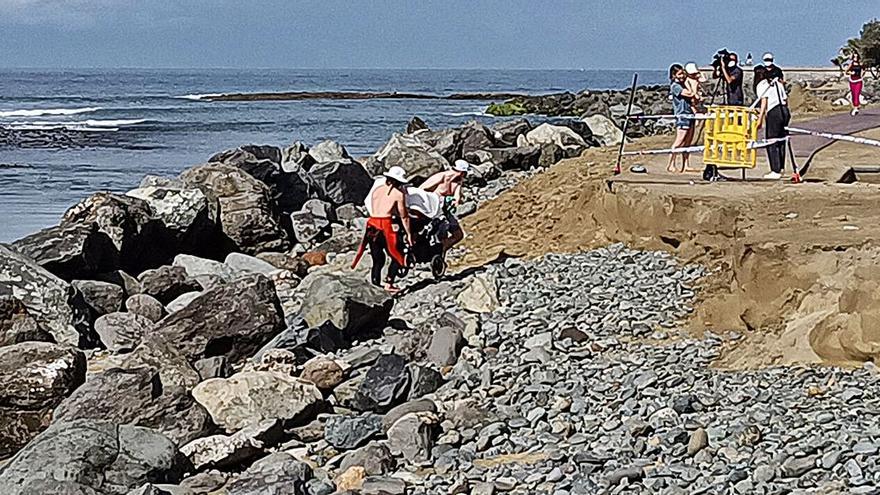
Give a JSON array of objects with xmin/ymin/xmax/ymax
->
[{"xmin": 754, "ymin": 65, "xmax": 790, "ymax": 180}]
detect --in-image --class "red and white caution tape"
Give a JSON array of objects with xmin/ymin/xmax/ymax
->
[
  {"xmin": 787, "ymin": 127, "xmax": 880, "ymax": 148},
  {"xmin": 626, "ymin": 113, "xmax": 715, "ymax": 121}
]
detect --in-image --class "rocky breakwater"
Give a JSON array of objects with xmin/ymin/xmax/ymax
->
[
  {"xmin": 486, "ymin": 85, "xmax": 673, "ymax": 141},
  {"xmin": 0, "ymin": 114, "xmax": 606, "ymax": 493}
]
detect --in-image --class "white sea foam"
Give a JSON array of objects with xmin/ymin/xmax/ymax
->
[
  {"xmin": 0, "ymin": 107, "xmax": 102, "ymax": 118},
  {"xmin": 442, "ymin": 111, "xmax": 494, "ymax": 117},
  {"xmin": 8, "ymin": 119, "xmax": 147, "ymax": 127},
  {"xmin": 3, "ymin": 123, "xmax": 119, "ymax": 132},
  {"xmin": 174, "ymin": 93, "xmax": 223, "ymax": 101}
]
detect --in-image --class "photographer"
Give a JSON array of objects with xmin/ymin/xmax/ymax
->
[{"xmin": 719, "ymin": 52, "xmax": 744, "ymax": 105}]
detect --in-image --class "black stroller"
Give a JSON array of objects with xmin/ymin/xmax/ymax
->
[{"xmin": 397, "ymin": 213, "xmax": 448, "ymax": 280}]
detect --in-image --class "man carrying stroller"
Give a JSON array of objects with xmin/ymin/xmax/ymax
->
[
  {"xmin": 419, "ymin": 159, "xmax": 469, "ymax": 251},
  {"xmin": 351, "ymin": 166, "xmax": 414, "ymax": 294}
]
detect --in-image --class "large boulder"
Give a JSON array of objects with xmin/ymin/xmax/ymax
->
[
  {"xmin": 482, "ymin": 146, "xmax": 541, "ymax": 171},
  {"xmin": 225, "ymin": 452, "xmax": 312, "ymax": 495},
  {"xmin": 151, "ymin": 274, "xmax": 284, "ymax": 365},
  {"xmin": 519, "ymin": 123, "xmax": 588, "ymax": 156},
  {"xmin": 52, "ymin": 366, "xmax": 210, "ymax": 446},
  {"xmin": 374, "ymin": 133, "xmax": 449, "ymax": 182},
  {"xmin": 179, "ymin": 164, "xmax": 290, "ymax": 255},
  {"xmin": 126, "ymin": 185, "xmax": 218, "ymax": 254},
  {"xmin": 309, "ymin": 139, "xmax": 350, "ymax": 163},
  {"xmin": 0, "ymin": 245, "xmax": 89, "ymax": 347},
  {"xmin": 583, "ymin": 114, "xmax": 624, "ymax": 147},
  {"xmin": 10, "ymin": 222, "xmax": 117, "ymax": 281},
  {"xmin": 308, "ymin": 159, "xmax": 373, "ymax": 207},
  {"xmin": 210, "ymin": 145, "xmax": 282, "ymax": 166},
  {"xmin": 457, "ymin": 120, "xmax": 494, "ymax": 156},
  {"xmin": 192, "ymin": 371, "xmax": 323, "ymax": 432},
  {"xmin": 0, "ymin": 342, "xmax": 86, "ymax": 458},
  {"xmin": 0, "ymin": 419, "xmax": 191, "ymax": 495},
  {"xmin": 172, "ymin": 254, "xmax": 236, "ymax": 282},
  {"xmin": 282, "ymin": 141, "xmax": 316, "ymax": 172},
  {"xmin": 491, "ymin": 119, "xmax": 532, "ymax": 147},
  {"xmin": 300, "ymin": 272, "xmax": 393, "ymax": 334},
  {"xmin": 415, "ymin": 128, "xmax": 460, "ymax": 163},
  {"xmin": 62, "ymin": 192, "xmax": 171, "ymax": 275}
]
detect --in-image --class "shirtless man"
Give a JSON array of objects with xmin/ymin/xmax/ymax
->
[
  {"xmin": 352, "ymin": 166, "xmax": 414, "ymax": 293},
  {"xmin": 419, "ymin": 159, "xmax": 468, "ymax": 251}
]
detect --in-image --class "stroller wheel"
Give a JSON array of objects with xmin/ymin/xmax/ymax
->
[{"xmin": 430, "ymin": 255, "xmax": 447, "ymax": 279}]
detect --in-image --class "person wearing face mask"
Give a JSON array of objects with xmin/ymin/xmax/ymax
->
[{"xmin": 719, "ymin": 52, "xmax": 744, "ymax": 106}]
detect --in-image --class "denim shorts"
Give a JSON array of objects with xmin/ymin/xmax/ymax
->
[{"xmin": 676, "ymin": 116, "xmax": 693, "ymax": 129}]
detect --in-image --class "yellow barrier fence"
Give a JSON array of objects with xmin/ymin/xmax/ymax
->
[{"xmin": 703, "ymin": 105, "xmax": 759, "ymax": 169}]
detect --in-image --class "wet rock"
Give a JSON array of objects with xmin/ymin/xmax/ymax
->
[
  {"xmin": 152, "ymin": 274, "xmax": 283, "ymax": 365},
  {"xmin": 324, "ymin": 413, "xmax": 383, "ymax": 449},
  {"xmin": 386, "ymin": 411, "xmax": 440, "ymax": 463},
  {"xmin": 300, "ymin": 272, "xmax": 393, "ymax": 334},
  {"xmin": 355, "ymin": 354, "xmax": 410, "ymax": 412},
  {"xmin": 94, "ymin": 312, "xmax": 155, "ymax": 353},
  {"xmin": 125, "ymin": 294, "xmax": 166, "ymax": 323},
  {"xmin": 192, "ymin": 371, "xmax": 323, "ymax": 432},
  {"xmin": 0, "ymin": 419, "xmax": 191, "ymax": 495}
]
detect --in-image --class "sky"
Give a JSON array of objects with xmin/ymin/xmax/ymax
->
[{"xmin": 0, "ymin": 0, "xmax": 875, "ymax": 69}]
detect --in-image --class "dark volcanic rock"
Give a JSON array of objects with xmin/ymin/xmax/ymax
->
[
  {"xmin": 10, "ymin": 222, "xmax": 117, "ymax": 281},
  {"xmin": 373, "ymin": 133, "xmax": 449, "ymax": 182},
  {"xmin": 491, "ymin": 118, "xmax": 532, "ymax": 147},
  {"xmin": 354, "ymin": 354, "xmax": 410, "ymax": 412},
  {"xmin": 324, "ymin": 413, "xmax": 383, "ymax": 449},
  {"xmin": 484, "ymin": 146, "xmax": 541, "ymax": 171},
  {"xmin": 52, "ymin": 366, "xmax": 210, "ymax": 446},
  {"xmin": 457, "ymin": 120, "xmax": 495, "ymax": 156},
  {"xmin": 180, "ymin": 164, "xmax": 290, "ymax": 255},
  {"xmin": 0, "ymin": 291, "xmax": 53, "ymax": 346},
  {"xmin": 0, "ymin": 419, "xmax": 191, "ymax": 495},
  {"xmin": 308, "ymin": 159, "xmax": 373, "ymax": 207},
  {"xmin": 0, "ymin": 342, "xmax": 86, "ymax": 458},
  {"xmin": 151, "ymin": 274, "xmax": 284, "ymax": 365},
  {"xmin": 0, "ymin": 244, "xmax": 90, "ymax": 347}
]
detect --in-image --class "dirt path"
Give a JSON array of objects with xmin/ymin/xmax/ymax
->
[
  {"xmin": 458, "ymin": 114, "xmax": 880, "ymax": 370},
  {"xmin": 791, "ymin": 108, "xmax": 880, "ymax": 173}
]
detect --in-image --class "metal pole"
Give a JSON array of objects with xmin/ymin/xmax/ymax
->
[{"xmin": 614, "ymin": 73, "xmax": 638, "ymax": 175}]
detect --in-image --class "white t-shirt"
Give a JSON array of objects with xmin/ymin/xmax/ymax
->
[{"xmin": 756, "ymin": 79, "xmax": 788, "ymax": 111}]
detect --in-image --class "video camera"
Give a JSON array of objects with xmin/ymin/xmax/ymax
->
[{"xmin": 711, "ymin": 48, "xmax": 733, "ymax": 77}]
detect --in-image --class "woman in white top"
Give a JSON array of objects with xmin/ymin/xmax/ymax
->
[{"xmin": 754, "ymin": 65, "xmax": 790, "ymax": 180}]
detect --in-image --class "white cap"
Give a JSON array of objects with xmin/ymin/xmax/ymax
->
[
  {"xmin": 453, "ymin": 159, "xmax": 471, "ymax": 173},
  {"xmin": 684, "ymin": 62, "xmax": 700, "ymax": 75},
  {"xmin": 763, "ymin": 52, "xmax": 774, "ymax": 62},
  {"xmin": 383, "ymin": 166, "xmax": 409, "ymax": 184}
]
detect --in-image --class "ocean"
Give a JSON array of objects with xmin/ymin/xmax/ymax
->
[{"xmin": 0, "ymin": 68, "xmax": 667, "ymax": 242}]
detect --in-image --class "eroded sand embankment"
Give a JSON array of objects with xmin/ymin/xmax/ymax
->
[{"xmin": 458, "ymin": 135, "xmax": 880, "ymax": 369}]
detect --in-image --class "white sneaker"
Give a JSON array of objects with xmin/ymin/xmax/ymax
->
[
  {"xmin": 763, "ymin": 172, "xmax": 782, "ymax": 180},
  {"xmin": 854, "ymin": 108, "xmax": 860, "ymax": 115}
]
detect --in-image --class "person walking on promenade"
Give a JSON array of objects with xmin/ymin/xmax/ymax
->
[
  {"xmin": 667, "ymin": 64, "xmax": 699, "ymax": 173},
  {"xmin": 754, "ymin": 65, "xmax": 791, "ymax": 180},
  {"xmin": 845, "ymin": 51, "xmax": 864, "ymax": 116}
]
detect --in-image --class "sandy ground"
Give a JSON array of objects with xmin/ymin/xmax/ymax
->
[{"xmin": 458, "ymin": 114, "xmax": 880, "ymax": 370}]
